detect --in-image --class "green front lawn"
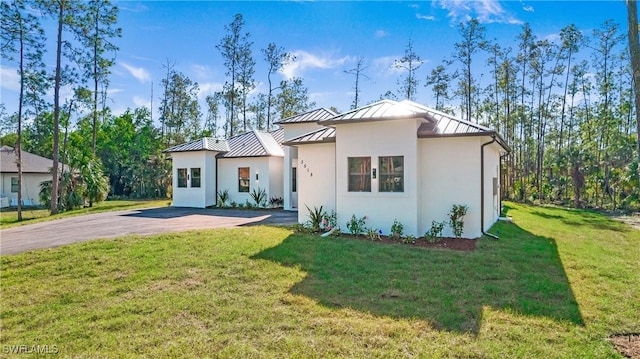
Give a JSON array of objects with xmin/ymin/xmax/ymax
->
[
  {"xmin": 1, "ymin": 202, "xmax": 638, "ymax": 357},
  {"xmin": 0, "ymin": 199, "xmax": 171, "ymax": 229}
]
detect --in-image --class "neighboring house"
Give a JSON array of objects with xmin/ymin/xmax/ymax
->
[
  {"xmin": 0, "ymin": 146, "xmax": 60, "ymax": 206},
  {"xmin": 283, "ymin": 100, "xmax": 510, "ymax": 239},
  {"xmin": 163, "ymin": 129, "xmax": 285, "ymax": 208}
]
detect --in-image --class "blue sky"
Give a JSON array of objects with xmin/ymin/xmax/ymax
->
[{"xmin": 0, "ymin": 1, "xmax": 630, "ymax": 123}]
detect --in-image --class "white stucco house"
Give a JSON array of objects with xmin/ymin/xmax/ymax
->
[
  {"xmin": 165, "ymin": 100, "xmax": 509, "ymax": 239},
  {"xmin": 163, "ymin": 129, "xmax": 285, "ymax": 208},
  {"xmin": 283, "ymin": 100, "xmax": 510, "ymax": 239},
  {"xmin": 0, "ymin": 145, "xmax": 57, "ymax": 207}
]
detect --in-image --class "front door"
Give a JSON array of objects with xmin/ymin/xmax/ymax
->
[{"xmin": 291, "ymin": 167, "xmax": 298, "ymax": 208}]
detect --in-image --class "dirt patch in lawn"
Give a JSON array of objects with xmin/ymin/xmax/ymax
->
[
  {"xmin": 611, "ymin": 334, "xmax": 640, "ymax": 358},
  {"xmin": 611, "ymin": 214, "xmax": 640, "ymax": 231},
  {"xmin": 339, "ymin": 234, "xmax": 476, "ymax": 251}
]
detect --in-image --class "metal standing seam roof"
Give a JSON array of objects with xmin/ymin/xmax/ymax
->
[
  {"xmin": 282, "ymin": 127, "xmax": 336, "ymax": 146},
  {"xmin": 219, "ymin": 130, "xmax": 284, "ymax": 158},
  {"xmin": 286, "ymin": 100, "xmax": 510, "ymax": 151},
  {"xmin": 163, "ymin": 137, "xmax": 230, "ymax": 153},
  {"xmin": 318, "ymin": 99, "xmax": 433, "ymax": 125},
  {"xmin": 274, "ymin": 108, "xmax": 338, "ymax": 124},
  {"xmin": 0, "ymin": 146, "xmax": 66, "ymax": 173},
  {"xmin": 270, "ymin": 128, "xmax": 284, "ymax": 144}
]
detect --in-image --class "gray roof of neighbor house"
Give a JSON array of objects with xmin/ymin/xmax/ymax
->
[
  {"xmin": 0, "ymin": 146, "xmax": 65, "ymax": 173},
  {"xmin": 274, "ymin": 108, "xmax": 338, "ymax": 124},
  {"xmin": 219, "ymin": 130, "xmax": 284, "ymax": 158},
  {"xmin": 163, "ymin": 137, "xmax": 230, "ymax": 153},
  {"xmin": 288, "ymin": 100, "xmax": 510, "ymax": 151}
]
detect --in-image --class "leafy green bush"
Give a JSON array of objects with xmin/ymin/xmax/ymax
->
[
  {"xmin": 250, "ymin": 188, "xmax": 267, "ymax": 208},
  {"xmin": 390, "ymin": 219, "xmax": 404, "ymax": 238},
  {"xmin": 449, "ymin": 204, "xmax": 468, "ymax": 238},
  {"xmin": 366, "ymin": 227, "xmax": 381, "ymax": 241},
  {"xmin": 305, "ymin": 205, "xmax": 326, "ymax": 232},
  {"xmin": 217, "ymin": 189, "xmax": 230, "ymax": 207},
  {"xmin": 425, "ymin": 220, "xmax": 446, "ymax": 243},
  {"xmin": 346, "ymin": 214, "xmax": 367, "ymax": 235},
  {"xmin": 401, "ymin": 234, "xmax": 416, "ymax": 244},
  {"xmin": 269, "ymin": 196, "xmax": 283, "ymax": 208}
]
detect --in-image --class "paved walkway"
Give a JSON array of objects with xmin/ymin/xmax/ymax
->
[{"xmin": 0, "ymin": 207, "xmax": 298, "ymax": 255}]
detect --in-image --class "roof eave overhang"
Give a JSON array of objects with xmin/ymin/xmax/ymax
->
[
  {"xmin": 419, "ymin": 131, "xmax": 511, "ymax": 153},
  {"xmin": 282, "ymin": 137, "xmax": 336, "ymax": 146},
  {"xmin": 217, "ymin": 154, "xmax": 284, "ymax": 159}
]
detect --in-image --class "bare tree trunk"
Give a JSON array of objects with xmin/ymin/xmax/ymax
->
[
  {"xmin": 627, "ymin": 0, "xmax": 640, "ymax": 178},
  {"xmin": 51, "ymin": 1, "xmax": 65, "ymax": 215}
]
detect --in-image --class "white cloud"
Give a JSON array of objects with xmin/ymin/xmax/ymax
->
[
  {"xmin": 0, "ymin": 66, "xmax": 20, "ymax": 91},
  {"xmin": 416, "ymin": 13, "xmax": 436, "ymax": 21},
  {"xmin": 523, "ymin": 5, "xmax": 534, "ymax": 12},
  {"xmin": 409, "ymin": 4, "xmax": 420, "ymax": 9},
  {"xmin": 375, "ymin": 30, "xmax": 389, "ymax": 38},
  {"xmin": 133, "ymin": 95, "xmax": 151, "ymax": 109},
  {"xmin": 198, "ymin": 82, "xmax": 224, "ymax": 99},
  {"xmin": 120, "ymin": 62, "xmax": 151, "ymax": 83},
  {"xmin": 544, "ymin": 33, "xmax": 561, "ymax": 43},
  {"xmin": 434, "ymin": 0, "xmax": 522, "ymax": 25},
  {"xmin": 191, "ymin": 64, "xmax": 213, "ymax": 80},
  {"xmin": 372, "ymin": 56, "xmax": 404, "ymax": 77},
  {"xmin": 281, "ymin": 50, "xmax": 352, "ymax": 79}
]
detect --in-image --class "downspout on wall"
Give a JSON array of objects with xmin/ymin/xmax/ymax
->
[{"xmin": 481, "ymin": 135, "xmax": 499, "ymax": 240}]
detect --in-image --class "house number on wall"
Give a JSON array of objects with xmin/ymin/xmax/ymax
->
[{"xmin": 300, "ymin": 160, "xmax": 312, "ymax": 177}]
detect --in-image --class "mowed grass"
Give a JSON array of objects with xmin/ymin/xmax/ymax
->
[
  {"xmin": 0, "ymin": 199, "xmax": 171, "ymax": 229},
  {"xmin": 1, "ymin": 202, "xmax": 639, "ymax": 357}
]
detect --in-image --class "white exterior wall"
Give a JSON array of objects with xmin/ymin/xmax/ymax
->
[
  {"xmin": 335, "ymin": 119, "xmax": 421, "ymax": 237},
  {"xmin": 0, "ymin": 172, "xmax": 50, "ymax": 206},
  {"xmin": 483, "ymin": 142, "xmax": 502, "ymax": 231},
  {"xmin": 419, "ymin": 136, "xmax": 501, "ymax": 238},
  {"xmin": 282, "ymin": 123, "xmax": 324, "ymax": 211},
  {"xmin": 297, "ymin": 142, "xmax": 336, "ymax": 224},
  {"xmin": 171, "ymin": 151, "xmax": 217, "ymax": 208},
  {"xmin": 218, "ymin": 156, "xmax": 283, "ymax": 206},
  {"xmin": 268, "ymin": 156, "xmax": 284, "ymax": 202}
]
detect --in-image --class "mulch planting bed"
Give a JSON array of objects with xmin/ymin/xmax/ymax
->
[
  {"xmin": 336, "ymin": 234, "xmax": 477, "ymax": 251},
  {"xmin": 611, "ymin": 334, "xmax": 640, "ymax": 359}
]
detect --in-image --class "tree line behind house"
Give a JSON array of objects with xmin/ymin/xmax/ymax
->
[{"xmin": 1, "ymin": 1, "xmax": 639, "ymax": 217}]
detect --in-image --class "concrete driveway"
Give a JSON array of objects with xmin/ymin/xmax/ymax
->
[{"xmin": 0, "ymin": 207, "xmax": 298, "ymax": 255}]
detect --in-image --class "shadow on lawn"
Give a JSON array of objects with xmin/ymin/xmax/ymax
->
[
  {"xmin": 530, "ymin": 206, "xmax": 630, "ymax": 233},
  {"xmin": 122, "ymin": 207, "xmax": 297, "ymax": 225},
  {"xmin": 253, "ymin": 220, "xmax": 583, "ymax": 334}
]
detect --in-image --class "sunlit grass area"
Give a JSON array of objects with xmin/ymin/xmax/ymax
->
[
  {"xmin": 1, "ymin": 203, "xmax": 638, "ymax": 357},
  {"xmin": 0, "ymin": 199, "xmax": 171, "ymax": 229}
]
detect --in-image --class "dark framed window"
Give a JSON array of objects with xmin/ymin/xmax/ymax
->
[
  {"xmin": 177, "ymin": 168, "xmax": 187, "ymax": 188},
  {"xmin": 348, "ymin": 157, "xmax": 371, "ymax": 192},
  {"xmin": 190, "ymin": 168, "xmax": 201, "ymax": 188},
  {"xmin": 238, "ymin": 167, "xmax": 250, "ymax": 192},
  {"xmin": 292, "ymin": 167, "xmax": 297, "ymax": 193},
  {"xmin": 379, "ymin": 156, "xmax": 404, "ymax": 192},
  {"xmin": 10, "ymin": 177, "xmax": 18, "ymax": 192}
]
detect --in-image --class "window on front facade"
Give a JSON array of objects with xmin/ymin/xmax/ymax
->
[
  {"xmin": 191, "ymin": 168, "xmax": 201, "ymax": 188},
  {"xmin": 348, "ymin": 157, "xmax": 371, "ymax": 192},
  {"xmin": 292, "ymin": 167, "xmax": 297, "ymax": 193},
  {"xmin": 10, "ymin": 177, "xmax": 18, "ymax": 192},
  {"xmin": 379, "ymin": 156, "xmax": 404, "ymax": 192},
  {"xmin": 238, "ymin": 167, "xmax": 250, "ymax": 192},
  {"xmin": 177, "ymin": 168, "xmax": 187, "ymax": 188}
]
